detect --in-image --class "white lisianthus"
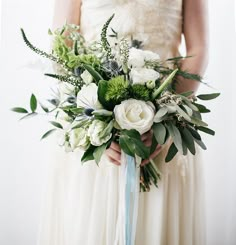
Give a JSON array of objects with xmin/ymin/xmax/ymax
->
[
  {"xmin": 128, "ymin": 48, "xmax": 160, "ymax": 68},
  {"xmin": 114, "ymin": 99, "xmax": 155, "ymax": 135},
  {"xmin": 80, "ymin": 70, "xmax": 93, "ymax": 85},
  {"xmin": 87, "ymin": 120, "xmax": 112, "ymax": 146},
  {"xmin": 142, "ymin": 50, "xmax": 160, "ymax": 61},
  {"xmin": 130, "ymin": 67, "xmax": 160, "ymax": 85},
  {"xmin": 70, "ymin": 128, "xmax": 90, "ymax": 150},
  {"xmin": 128, "ymin": 48, "xmax": 146, "ymax": 68},
  {"xmin": 77, "ymin": 83, "xmax": 102, "ymax": 109}
]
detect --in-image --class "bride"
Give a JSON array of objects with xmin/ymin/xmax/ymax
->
[{"xmin": 38, "ymin": 0, "xmax": 209, "ymax": 244}]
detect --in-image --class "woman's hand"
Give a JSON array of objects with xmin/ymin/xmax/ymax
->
[{"xmin": 106, "ymin": 130, "xmax": 162, "ymax": 166}]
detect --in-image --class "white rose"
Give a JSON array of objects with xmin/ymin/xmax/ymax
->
[
  {"xmin": 70, "ymin": 128, "xmax": 90, "ymax": 150},
  {"xmin": 114, "ymin": 99, "xmax": 155, "ymax": 135},
  {"xmin": 80, "ymin": 70, "xmax": 93, "ymax": 85},
  {"xmin": 87, "ymin": 120, "xmax": 112, "ymax": 146},
  {"xmin": 77, "ymin": 83, "xmax": 102, "ymax": 109},
  {"xmin": 130, "ymin": 67, "xmax": 160, "ymax": 85},
  {"xmin": 128, "ymin": 48, "xmax": 145, "ymax": 68}
]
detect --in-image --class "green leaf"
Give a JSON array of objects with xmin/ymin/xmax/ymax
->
[
  {"xmin": 11, "ymin": 107, "xmax": 28, "ymax": 114},
  {"xmin": 50, "ymin": 121, "xmax": 63, "ymax": 129},
  {"xmin": 197, "ymin": 126, "xmax": 215, "ymax": 136},
  {"xmin": 197, "ymin": 93, "xmax": 220, "ymax": 100},
  {"xmin": 152, "ymin": 69, "xmax": 178, "ymax": 99},
  {"xmin": 193, "ymin": 103, "xmax": 211, "ymax": 113},
  {"xmin": 152, "ymin": 123, "xmax": 166, "ymax": 145},
  {"xmin": 194, "ymin": 138, "xmax": 207, "ymax": 150},
  {"xmin": 180, "ymin": 127, "xmax": 196, "ymax": 155},
  {"xmin": 133, "ymin": 139, "xmax": 150, "ymax": 159},
  {"xmin": 83, "ymin": 64, "xmax": 103, "ymax": 83},
  {"xmin": 41, "ymin": 129, "xmax": 57, "ymax": 140},
  {"xmin": 150, "ymin": 135, "xmax": 158, "ymax": 154},
  {"xmin": 119, "ymin": 135, "xmax": 135, "ymax": 157},
  {"xmin": 97, "ymin": 80, "xmax": 113, "ymax": 110},
  {"xmin": 165, "ymin": 142, "xmax": 178, "ymax": 162},
  {"xmin": 121, "ymin": 129, "xmax": 140, "ymax": 140},
  {"xmin": 191, "ymin": 117, "xmax": 208, "ymax": 127},
  {"xmin": 81, "ymin": 145, "xmax": 96, "ymax": 163},
  {"xmin": 188, "ymin": 127, "xmax": 202, "ymax": 140},
  {"xmin": 40, "ymin": 103, "xmax": 49, "ymax": 113},
  {"xmin": 20, "ymin": 112, "xmax": 38, "ymax": 120},
  {"xmin": 154, "ymin": 106, "xmax": 168, "ymax": 119},
  {"xmin": 175, "ymin": 104, "xmax": 191, "ymax": 121},
  {"xmin": 182, "ymin": 140, "xmax": 188, "ymax": 155},
  {"xmin": 30, "ymin": 94, "xmax": 37, "ymax": 112},
  {"xmin": 93, "ymin": 142, "xmax": 109, "ymax": 165},
  {"xmin": 165, "ymin": 122, "xmax": 183, "ymax": 154},
  {"xmin": 180, "ymin": 91, "xmax": 194, "ymax": 97}
]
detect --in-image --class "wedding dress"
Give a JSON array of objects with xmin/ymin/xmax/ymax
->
[{"xmin": 37, "ymin": 0, "xmax": 206, "ymax": 244}]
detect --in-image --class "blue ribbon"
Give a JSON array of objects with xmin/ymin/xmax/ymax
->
[{"xmin": 125, "ymin": 154, "xmax": 136, "ymax": 245}]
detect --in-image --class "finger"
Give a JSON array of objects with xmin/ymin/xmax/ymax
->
[
  {"xmin": 143, "ymin": 139, "xmax": 152, "ymax": 147},
  {"xmin": 141, "ymin": 131, "xmax": 152, "ymax": 141},
  {"xmin": 109, "ymin": 159, "xmax": 121, "ymax": 166},
  {"xmin": 106, "ymin": 148, "xmax": 121, "ymax": 162},
  {"xmin": 110, "ymin": 142, "xmax": 121, "ymax": 153}
]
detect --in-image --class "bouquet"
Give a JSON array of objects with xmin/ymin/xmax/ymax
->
[
  {"xmin": 13, "ymin": 14, "xmax": 219, "ymax": 244},
  {"xmin": 13, "ymin": 14, "xmax": 219, "ymax": 190}
]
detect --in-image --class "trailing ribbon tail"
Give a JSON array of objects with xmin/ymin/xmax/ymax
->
[{"xmin": 114, "ymin": 151, "xmax": 141, "ymax": 245}]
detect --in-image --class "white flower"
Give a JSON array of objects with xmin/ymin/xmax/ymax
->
[
  {"xmin": 142, "ymin": 50, "xmax": 160, "ymax": 61},
  {"xmin": 76, "ymin": 83, "xmax": 102, "ymax": 109},
  {"xmin": 80, "ymin": 70, "xmax": 93, "ymax": 85},
  {"xmin": 70, "ymin": 128, "xmax": 90, "ymax": 150},
  {"xmin": 87, "ymin": 120, "xmax": 112, "ymax": 146},
  {"xmin": 114, "ymin": 99, "xmax": 155, "ymax": 135},
  {"xmin": 128, "ymin": 48, "xmax": 160, "ymax": 68},
  {"xmin": 128, "ymin": 48, "xmax": 145, "ymax": 68},
  {"xmin": 58, "ymin": 82, "xmax": 75, "ymax": 101},
  {"xmin": 130, "ymin": 67, "xmax": 160, "ymax": 85}
]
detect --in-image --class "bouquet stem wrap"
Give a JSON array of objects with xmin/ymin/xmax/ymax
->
[{"xmin": 115, "ymin": 151, "xmax": 141, "ymax": 245}]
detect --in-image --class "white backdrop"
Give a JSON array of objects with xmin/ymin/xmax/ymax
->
[{"xmin": 0, "ymin": 1, "xmax": 235, "ymax": 245}]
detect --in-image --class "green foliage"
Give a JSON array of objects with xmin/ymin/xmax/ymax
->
[
  {"xmin": 105, "ymin": 76, "xmax": 129, "ymax": 102},
  {"xmin": 41, "ymin": 129, "xmax": 57, "ymax": 140},
  {"xmin": 11, "ymin": 107, "xmax": 28, "ymax": 114},
  {"xmin": 20, "ymin": 29, "xmax": 61, "ymax": 64},
  {"xmin": 30, "ymin": 94, "xmax": 37, "ymax": 112},
  {"xmin": 101, "ymin": 14, "xmax": 115, "ymax": 57},
  {"xmin": 83, "ymin": 64, "xmax": 103, "ymax": 83},
  {"xmin": 197, "ymin": 93, "xmax": 220, "ymax": 100},
  {"xmin": 129, "ymin": 84, "xmax": 151, "ymax": 101}
]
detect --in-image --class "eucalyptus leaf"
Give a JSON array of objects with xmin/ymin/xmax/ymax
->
[
  {"xmin": 155, "ymin": 106, "xmax": 168, "ymax": 118},
  {"xmin": 180, "ymin": 127, "xmax": 196, "ymax": 155},
  {"xmin": 193, "ymin": 103, "xmax": 211, "ymax": 113},
  {"xmin": 30, "ymin": 94, "xmax": 37, "ymax": 112},
  {"xmin": 191, "ymin": 117, "xmax": 208, "ymax": 127},
  {"xmin": 50, "ymin": 121, "xmax": 63, "ymax": 129},
  {"xmin": 152, "ymin": 123, "xmax": 166, "ymax": 145},
  {"xmin": 20, "ymin": 112, "xmax": 38, "ymax": 120},
  {"xmin": 175, "ymin": 104, "xmax": 191, "ymax": 121},
  {"xmin": 165, "ymin": 122, "xmax": 183, "ymax": 154},
  {"xmin": 41, "ymin": 129, "xmax": 57, "ymax": 140},
  {"xmin": 165, "ymin": 142, "xmax": 178, "ymax": 162},
  {"xmin": 180, "ymin": 91, "xmax": 194, "ymax": 97},
  {"xmin": 197, "ymin": 93, "xmax": 220, "ymax": 100},
  {"xmin": 182, "ymin": 104, "xmax": 193, "ymax": 116},
  {"xmin": 188, "ymin": 126, "xmax": 201, "ymax": 140},
  {"xmin": 11, "ymin": 107, "xmax": 28, "ymax": 114},
  {"xmin": 194, "ymin": 138, "xmax": 207, "ymax": 150},
  {"xmin": 197, "ymin": 126, "xmax": 215, "ymax": 136}
]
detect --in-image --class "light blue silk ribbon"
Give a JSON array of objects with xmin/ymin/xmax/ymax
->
[{"xmin": 125, "ymin": 154, "xmax": 137, "ymax": 245}]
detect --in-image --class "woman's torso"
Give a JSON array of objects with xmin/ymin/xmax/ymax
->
[{"xmin": 80, "ymin": 0, "xmax": 183, "ymax": 59}]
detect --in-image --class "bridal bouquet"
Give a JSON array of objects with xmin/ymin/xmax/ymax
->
[{"xmin": 13, "ymin": 14, "xmax": 219, "ymax": 192}]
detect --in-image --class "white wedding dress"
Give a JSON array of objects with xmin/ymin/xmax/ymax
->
[{"xmin": 37, "ymin": 0, "xmax": 206, "ymax": 244}]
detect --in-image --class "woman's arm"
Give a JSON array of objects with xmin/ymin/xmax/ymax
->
[
  {"xmin": 175, "ymin": 0, "xmax": 209, "ymax": 94},
  {"xmin": 52, "ymin": 0, "xmax": 81, "ymax": 28}
]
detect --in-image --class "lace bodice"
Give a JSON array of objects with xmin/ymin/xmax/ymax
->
[{"xmin": 80, "ymin": 0, "xmax": 183, "ymax": 59}]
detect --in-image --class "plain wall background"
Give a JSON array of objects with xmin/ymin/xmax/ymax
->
[{"xmin": 0, "ymin": 0, "xmax": 235, "ymax": 244}]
